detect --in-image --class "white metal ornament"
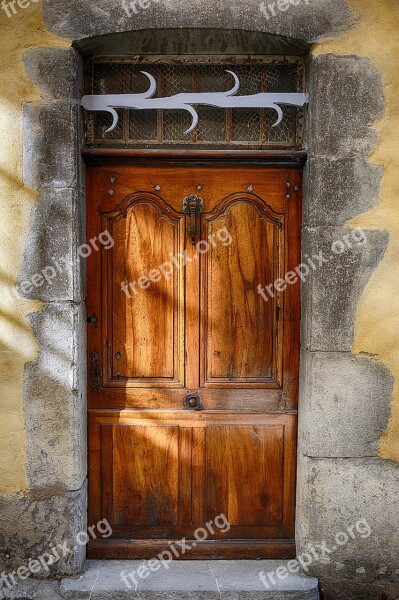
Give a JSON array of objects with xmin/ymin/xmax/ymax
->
[{"xmin": 81, "ymin": 70, "xmax": 309, "ymax": 135}]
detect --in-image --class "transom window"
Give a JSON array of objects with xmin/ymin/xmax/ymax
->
[{"xmin": 84, "ymin": 56, "xmax": 306, "ymax": 150}]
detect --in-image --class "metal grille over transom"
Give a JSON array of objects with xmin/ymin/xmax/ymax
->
[{"xmin": 84, "ymin": 57, "xmax": 306, "ymax": 149}]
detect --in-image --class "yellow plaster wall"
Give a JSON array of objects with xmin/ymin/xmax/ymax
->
[
  {"xmin": 313, "ymin": 0, "xmax": 399, "ymax": 461},
  {"xmin": 0, "ymin": 0, "xmax": 398, "ymax": 494},
  {"xmin": 0, "ymin": 4, "xmax": 69, "ymax": 492}
]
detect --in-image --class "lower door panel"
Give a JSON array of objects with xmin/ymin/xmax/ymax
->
[{"xmin": 88, "ymin": 410, "xmax": 297, "ymax": 559}]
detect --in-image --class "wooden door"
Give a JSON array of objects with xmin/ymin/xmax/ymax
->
[{"xmin": 87, "ymin": 163, "xmax": 301, "ymax": 559}]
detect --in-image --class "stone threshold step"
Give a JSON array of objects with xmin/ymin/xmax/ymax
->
[{"xmin": 60, "ymin": 559, "xmax": 320, "ymax": 599}]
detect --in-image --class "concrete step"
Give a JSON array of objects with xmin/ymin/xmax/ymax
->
[{"xmin": 60, "ymin": 559, "xmax": 320, "ymax": 599}]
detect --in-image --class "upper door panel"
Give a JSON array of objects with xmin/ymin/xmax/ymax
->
[
  {"xmin": 102, "ymin": 194, "xmax": 185, "ymax": 388},
  {"xmin": 201, "ymin": 194, "xmax": 284, "ymax": 388}
]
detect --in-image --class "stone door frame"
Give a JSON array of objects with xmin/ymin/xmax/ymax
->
[{"xmin": 16, "ymin": 14, "xmax": 395, "ymax": 594}]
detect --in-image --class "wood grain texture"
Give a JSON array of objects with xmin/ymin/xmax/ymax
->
[
  {"xmin": 111, "ymin": 424, "xmax": 180, "ymax": 526},
  {"xmin": 205, "ymin": 425, "xmax": 284, "ymax": 526},
  {"xmin": 88, "ymin": 539, "xmax": 296, "ymax": 560},
  {"xmin": 88, "ymin": 410, "xmax": 297, "ymax": 543},
  {"xmin": 201, "ymin": 196, "xmax": 283, "ymax": 385},
  {"xmin": 111, "ymin": 204, "xmax": 177, "ymax": 379},
  {"xmin": 102, "ymin": 194, "xmax": 185, "ymax": 386},
  {"xmin": 86, "ymin": 163, "xmax": 302, "ymax": 558}
]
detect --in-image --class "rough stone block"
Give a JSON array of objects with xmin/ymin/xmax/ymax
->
[
  {"xmin": 302, "ymin": 227, "xmax": 388, "ymax": 351},
  {"xmin": 23, "ymin": 101, "xmax": 80, "ymax": 189},
  {"xmin": 18, "ymin": 188, "xmax": 85, "ymax": 303},
  {"xmin": 309, "ymin": 55, "xmax": 384, "ymax": 158},
  {"xmin": 0, "ymin": 482, "xmax": 86, "ymax": 578},
  {"xmin": 24, "ymin": 302, "xmax": 87, "ymax": 490},
  {"xmin": 299, "ymin": 351, "xmax": 394, "ymax": 457},
  {"xmin": 303, "ymin": 158, "xmax": 383, "ymax": 226},
  {"xmin": 0, "ymin": 579, "xmax": 63, "ymax": 599},
  {"xmin": 23, "ymin": 48, "xmax": 83, "ymax": 100},
  {"xmin": 42, "ymin": 0, "xmax": 354, "ymax": 42},
  {"xmin": 296, "ymin": 456, "xmax": 399, "ymax": 599}
]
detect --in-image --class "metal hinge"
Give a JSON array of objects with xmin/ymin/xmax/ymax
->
[{"xmin": 90, "ymin": 351, "xmax": 101, "ymax": 394}]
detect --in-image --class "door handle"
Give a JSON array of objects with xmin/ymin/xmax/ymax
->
[
  {"xmin": 182, "ymin": 194, "xmax": 204, "ymax": 244},
  {"xmin": 184, "ymin": 393, "xmax": 203, "ymax": 411}
]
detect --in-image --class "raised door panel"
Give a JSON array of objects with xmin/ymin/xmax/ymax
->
[
  {"xmin": 90, "ymin": 411, "xmax": 296, "ymax": 538},
  {"xmin": 201, "ymin": 196, "xmax": 284, "ymax": 388},
  {"xmin": 101, "ymin": 423, "xmax": 181, "ymax": 527},
  {"xmin": 102, "ymin": 195, "xmax": 185, "ymax": 387},
  {"xmin": 204, "ymin": 424, "xmax": 284, "ymax": 527}
]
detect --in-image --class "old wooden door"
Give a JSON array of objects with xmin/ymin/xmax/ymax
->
[{"xmin": 87, "ymin": 163, "xmax": 301, "ymax": 559}]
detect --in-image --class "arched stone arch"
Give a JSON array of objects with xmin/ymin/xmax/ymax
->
[{"xmin": 42, "ymin": 0, "xmax": 355, "ymax": 42}]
